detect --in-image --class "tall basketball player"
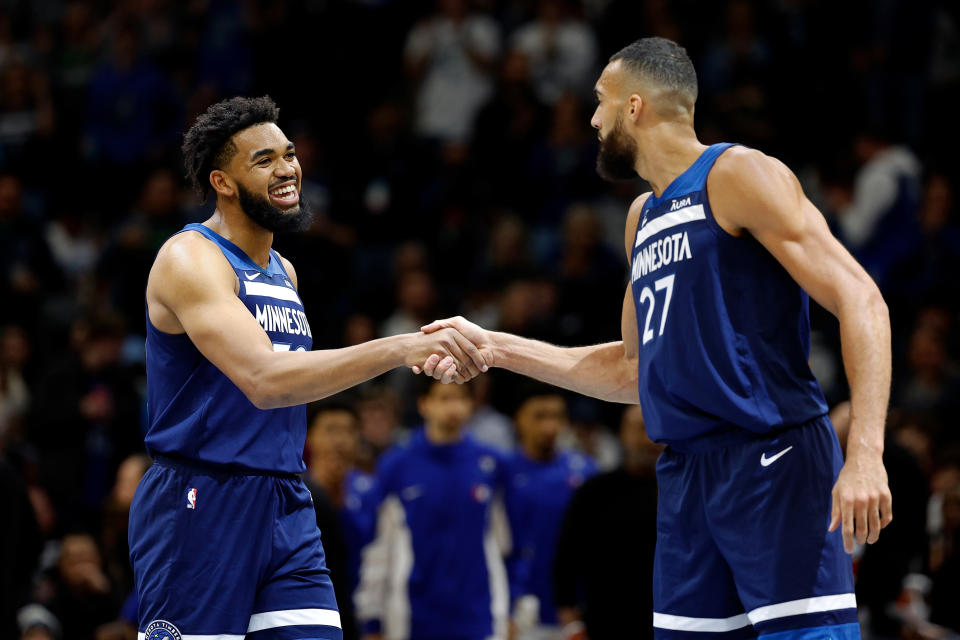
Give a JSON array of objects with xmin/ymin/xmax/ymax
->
[
  {"xmin": 419, "ymin": 38, "xmax": 892, "ymax": 640},
  {"xmin": 129, "ymin": 96, "xmax": 487, "ymax": 640}
]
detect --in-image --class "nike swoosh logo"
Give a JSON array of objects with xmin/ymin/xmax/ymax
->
[
  {"xmin": 244, "ymin": 272, "xmax": 261, "ymax": 280},
  {"xmin": 760, "ymin": 446, "xmax": 793, "ymax": 467},
  {"xmin": 401, "ymin": 485, "xmax": 423, "ymax": 501}
]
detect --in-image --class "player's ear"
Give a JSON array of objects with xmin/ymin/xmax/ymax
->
[
  {"xmin": 209, "ymin": 169, "xmax": 235, "ymax": 198},
  {"xmin": 627, "ymin": 94, "xmax": 644, "ymax": 122}
]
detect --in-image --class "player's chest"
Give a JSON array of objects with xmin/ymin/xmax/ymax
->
[
  {"xmin": 630, "ymin": 192, "xmax": 717, "ymax": 287},
  {"xmin": 235, "ymin": 269, "xmax": 313, "ymax": 351},
  {"xmin": 397, "ymin": 454, "xmax": 499, "ymax": 522}
]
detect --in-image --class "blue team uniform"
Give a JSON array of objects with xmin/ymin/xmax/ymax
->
[
  {"xmin": 631, "ymin": 144, "xmax": 856, "ymax": 640},
  {"xmin": 342, "ymin": 470, "xmax": 378, "ymax": 594},
  {"xmin": 504, "ymin": 449, "xmax": 596, "ymax": 626},
  {"xmin": 354, "ymin": 429, "xmax": 511, "ymax": 640},
  {"xmin": 130, "ymin": 223, "xmax": 341, "ymax": 640}
]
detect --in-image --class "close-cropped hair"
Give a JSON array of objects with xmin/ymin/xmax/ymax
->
[{"xmin": 609, "ymin": 37, "xmax": 698, "ymax": 113}]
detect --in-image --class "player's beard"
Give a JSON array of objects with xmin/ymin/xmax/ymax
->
[
  {"xmin": 596, "ymin": 114, "xmax": 639, "ymax": 181},
  {"xmin": 237, "ymin": 182, "xmax": 314, "ymax": 233}
]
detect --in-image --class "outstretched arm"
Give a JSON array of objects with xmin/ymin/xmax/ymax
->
[
  {"xmin": 418, "ymin": 194, "xmax": 649, "ymax": 405},
  {"xmin": 708, "ymin": 147, "xmax": 893, "ymax": 553},
  {"xmin": 147, "ymin": 231, "xmax": 488, "ymax": 409}
]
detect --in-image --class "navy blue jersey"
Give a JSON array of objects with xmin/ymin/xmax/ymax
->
[
  {"xmin": 355, "ymin": 430, "xmax": 511, "ymax": 640},
  {"xmin": 145, "ymin": 223, "xmax": 313, "ymax": 473},
  {"xmin": 504, "ymin": 450, "xmax": 597, "ymax": 624},
  {"xmin": 631, "ymin": 144, "xmax": 828, "ymax": 445}
]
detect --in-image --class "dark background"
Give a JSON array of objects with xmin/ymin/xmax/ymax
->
[{"xmin": 1, "ymin": 0, "xmax": 959, "ymax": 638}]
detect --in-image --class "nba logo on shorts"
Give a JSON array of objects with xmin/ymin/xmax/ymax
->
[
  {"xmin": 144, "ymin": 620, "xmax": 182, "ymax": 640},
  {"xmin": 186, "ymin": 488, "xmax": 197, "ymax": 510}
]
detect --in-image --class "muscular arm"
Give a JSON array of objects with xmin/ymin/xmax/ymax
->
[
  {"xmin": 146, "ymin": 232, "xmax": 486, "ymax": 409},
  {"xmin": 421, "ymin": 194, "xmax": 649, "ymax": 405},
  {"xmin": 709, "ymin": 148, "xmax": 893, "ymax": 550}
]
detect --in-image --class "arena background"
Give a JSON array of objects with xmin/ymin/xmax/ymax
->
[{"xmin": 1, "ymin": 0, "xmax": 959, "ymax": 638}]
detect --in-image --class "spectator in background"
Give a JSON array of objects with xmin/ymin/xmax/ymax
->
[
  {"xmin": 0, "ymin": 324, "xmax": 30, "ymax": 442},
  {"xmin": 1, "ymin": 445, "xmax": 42, "ymax": 639},
  {"xmin": 830, "ymin": 402, "xmax": 929, "ymax": 638},
  {"xmin": 888, "ymin": 174, "xmax": 960, "ymax": 310},
  {"xmin": 928, "ymin": 454, "xmax": 960, "ymax": 633},
  {"xmin": 354, "ymin": 385, "xmax": 405, "ymax": 473},
  {"xmin": 510, "ymin": 0, "xmax": 598, "ymax": 105},
  {"xmin": 305, "ymin": 403, "xmax": 379, "ymax": 640},
  {"xmin": 828, "ymin": 128, "xmax": 922, "ymax": 290},
  {"xmin": 355, "ymin": 379, "xmax": 510, "ymax": 640},
  {"xmin": 26, "ymin": 532, "xmax": 120, "ymax": 640},
  {"xmin": 404, "ymin": 0, "xmax": 501, "ymax": 143},
  {"xmin": 29, "ymin": 315, "xmax": 143, "ymax": 531},
  {"xmin": 0, "ymin": 173, "xmax": 64, "ymax": 330},
  {"xmin": 894, "ymin": 308, "xmax": 960, "ymax": 440},
  {"xmin": 504, "ymin": 381, "xmax": 596, "ymax": 638},
  {"xmin": 464, "ymin": 373, "xmax": 515, "ymax": 453},
  {"xmin": 0, "ymin": 55, "xmax": 56, "ymax": 170},
  {"xmin": 698, "ymin": 0, "xmax": 774, "ymax": 147},
  {"xmin": 84, "ymin": 18, "xmax": 181, "ymax": 212},
  {"xmin": 99, "ymin": 454, "xmax": 150, "ymax": 603},
  {"xmin": 553, "ymin": 404, "xmax": 660, "ymax": 640},
  {"xmin": 97, "ymin": 167, "xmax": 186, "ymax": 328}
]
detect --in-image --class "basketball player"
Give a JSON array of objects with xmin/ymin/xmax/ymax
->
[
  {"xmin": 129, "ymin": 96, "xmax": 488, "ymax": 640},
  {"xmin": 418, "ymin": 38, "xmax": 892, "ymax": 640}
]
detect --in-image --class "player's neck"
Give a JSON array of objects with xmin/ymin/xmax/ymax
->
[
  {"xmin": 521, "ymin": 442, "xmax": 555, "ymax": 463},
  {"xmin": 425, "ymin": 422, "xmax": 462, "ymax": 445},
  {"xmin": 205, "ymin": 204, "xmax": 274, "ymax": 268},
  {"xmin": 635, "ymin": 124, "xmax": 708, "ymax": 197},
  {"xmin": 308, "ymin": 460, "xmax": 347, "ymax": 505}
]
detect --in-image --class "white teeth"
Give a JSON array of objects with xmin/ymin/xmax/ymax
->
[{"xmin": 270, "ymin": 185, "xmax": 297, "ymax": 197}]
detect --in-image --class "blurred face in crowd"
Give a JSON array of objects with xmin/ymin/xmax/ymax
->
[
  {"xmin": 214, "ymin": 123, "xmax": 312, "ymax": 233},
  {"xmin": 620, "ymin": 405, "xmax": 663, "ymax": 472},
  {"xmin": 592, "ymin": 61, "xmax": 640, "ymax": 181},
  {"xmin": 58, "ymin": 533, "xmax": 106, "ymax": 594},
  {"xmin": 307, "ymin": 408, "xmax": 360, "ymax": 473},
  {"xmin": 419, "ymin": 381, "xmax": 474, "ymax": 436},
  {"xmin": 111, "ymin": 455, "xmax": 150, "ymax": 508},
  {"xmin": 515, "ymin": 394, "xmax": 567, "ymax": 461}
]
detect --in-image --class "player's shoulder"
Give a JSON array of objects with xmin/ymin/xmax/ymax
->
[
  {"xmin": 710, "ymin": 146, "xmax": 794, "ymax": 190},
  {"xmin": 624, "ymin": 191, "xmax": 653, "ymax": 258},
  {"xmin": 150, "ymin": 228, "xmax": 235, "ymax": 292}
]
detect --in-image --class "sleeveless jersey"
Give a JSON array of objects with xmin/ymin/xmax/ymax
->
[
  {"xmin": 144, "ymin": 223, "xmax": 313, "ymax": 473},
  {"xmin": 630, "ymin": 143, "xmax": 828, "ymax": 445}
]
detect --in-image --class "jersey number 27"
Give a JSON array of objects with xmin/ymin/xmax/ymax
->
[{"xmin": 638, "ymin": 274, "xmax": 675, "ymax": 345}]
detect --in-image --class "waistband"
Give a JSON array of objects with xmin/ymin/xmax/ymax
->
[
  {"xmin": 152, "ymin": 453, "xmax": 302, "ymax": 479},
  {"xmin": 661, "ymin": 413, "xmax": 830, "ymax": 454}
]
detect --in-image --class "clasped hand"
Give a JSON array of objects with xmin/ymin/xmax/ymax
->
[{"xmin": 405, "ymin": 316, "xmax": 493, "ymax": 384}]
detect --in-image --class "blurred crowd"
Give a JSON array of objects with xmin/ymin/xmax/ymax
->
[{"xmin": 1, "ymin": 0, "xmax": 959, "ymax": 638}]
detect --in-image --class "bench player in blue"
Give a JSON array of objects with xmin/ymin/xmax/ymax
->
[
  {"xmin": 131, "ymin": 96, "xmax": 488, "ymax": 640},
  {"xmin": 416, "ymin": 38, "xmax": 893, "ymax": 640}
]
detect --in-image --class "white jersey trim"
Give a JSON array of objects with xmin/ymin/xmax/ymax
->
[
  {"xmin": 635, "ymin": 204, "xmax": 706, "ymax": 247},
  {"xmin": 243, "ymin": 280, "xmax": 301, "ymax": 304},
  {"xmin": 652, "ymin": 612, "xmax": 751, "ymax": 632},
  {"xmin": 747, "ymin": 593, "xmax": 857, "ymax": 624},
  {"xmin": 246, "ymin": 607, "xmax": 341, "ymax": 631},
  {"xmin": 653, "ymin": 592, "xmax": 858, "ymax": 632}
]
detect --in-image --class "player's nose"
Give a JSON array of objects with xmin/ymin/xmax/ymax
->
[{"xmin": 590, "ymin": 109, "xmax": 601, "ymax": 131}]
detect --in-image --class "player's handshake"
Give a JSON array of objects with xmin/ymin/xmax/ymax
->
[{"xmin": 409, "ymin": 316, "xmax": 495, "ymax": 384}]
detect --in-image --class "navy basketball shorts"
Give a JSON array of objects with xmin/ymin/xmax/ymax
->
[
  {"xmin": 653, "ymin": 415, "xmax": 858, "ymax": 640},
  {"xmin": 129, "ymin": 457, "xmax": 342, "ymax": 640}
]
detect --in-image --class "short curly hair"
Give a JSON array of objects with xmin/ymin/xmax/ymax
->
[{"xmin": 181, "ymin": 95, "xmax": 280, "ymax": 201}]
